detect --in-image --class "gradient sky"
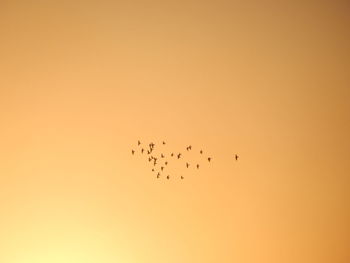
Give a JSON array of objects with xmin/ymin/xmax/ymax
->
[{"xmin": 0, "ymin": 1, "xmax": 349, "ymax": 263}]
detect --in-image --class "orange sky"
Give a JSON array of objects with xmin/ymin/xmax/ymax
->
[{"xmin": 0, "ymin": 1, "xmax": 349, "ymax": 262}]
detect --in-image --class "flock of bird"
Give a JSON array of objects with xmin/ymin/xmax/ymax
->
[{"xmin": 131, "ymin": 140, "xmax": 239, "ymax": 180}]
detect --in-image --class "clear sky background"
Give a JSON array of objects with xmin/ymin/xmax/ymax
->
[{"xmin": 0, "ymin": 1, "xmax": 349, "ymax": 262}]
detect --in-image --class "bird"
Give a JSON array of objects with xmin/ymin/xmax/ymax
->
[
  {"xmin": 148, "ymin": 157, "xmax": 152, "ymax": 162},
  {"xmin": 186, "ymin": 163, "xmax": 189, "ymax": 168},
  {"xmin": 166, "ymin": 175, "xmax": 170, "ymax": 179},
  {"xmin": 181, "ymin": 176, "xmax": 184, "ymax": 179},
  {"xmin": 177, "ymin": 153, "xmax": 182, "ymax": 159},
  {"xmin": 131, "ymin": 150, "xmax": 135, "ymax": 155},
  {"xmin": 161, "ymin": 166, "xmax": 164, "ymax": 171},
  {"xmin": 200, "ymin": 150, "xmax": 203, "ymax": 154},
  {"xmin": 165, "ymin": 161, "xmax": 168, "ymax": 165},
  {"xmin": 138, "ymin": 140, "xmax": 141, "ymax": 146},
  {"xmin": 152, "ymin": 168, "xmax": 154, "ymax": 172},
  {"xmin": 188, "ymin": 145, "xmax": 192, "ymax": 150},
  {"xmin": 161, "ymin": 154, "xmax": 165, "ymax": 158},
  {"xmin": 208, "ymin": 157, "xmax": 211, "ymax": 162},
  {"xmin": 196, "ymin": 164, "xmax": 199, "ymax": 169},
  {"xmin": 149, "ymin": 143, "xmax": 155, "ymax": 151},
  {"xmin": 171, "ymin": 153, "xmax": 174, "ymax": 157},
  {"xmin": 141, "ymin": 148, "xmax": 144, "ymax": 154},
  {"xmin": 147, "ymin": 150, "xmax": 151, "ymax": 154},
  {"xmin": 157, "ymin": 174, "xmax": 160, "ymax": 178},
  {"xmin": 235, "ymin": 154, "xmax": 239, "ymax": 161},
  {"xmin": 162, "ymin": 141, "xmax": 166, "ymax": 145}
]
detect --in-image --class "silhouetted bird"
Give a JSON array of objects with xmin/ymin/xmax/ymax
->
[
  {"xmin": 147, "ymin": 150, "xmax": 151, "ymax": 154},
  {"xmin": 181, "ymin": 176, "xmax": 184, "ymax": 179},
  {"xmin": 152, "ymin": 168, "xmax": 154, "ymax": 172},
  {"xmin": 165, "ymin": 161, "xmax": 168, "ymax": 165},
  {"xmin": 166, "ymin": 175, "xmax": 170, "ymax": 179},
  {"xmin": 186, "ymin": 163, "xmax": 189, "ymax": 168},
  {"xmin": 186, "ymin": 146, "xmax": 192, "ymax": 151},
  {"xmin": 148, "ymin": 157, "xmax": 152, "ymax": 162},
  {"xmin": 149, "ymin": 143, "xmax": 155, "ymax": 151},
  {"xmin": 163, "ymin": 141, "xmax": 166, "ymax": 145},
  {"xmin": 171, "ymin": 153, "xmax": 174, "ymax": 157},
  {"xmin": 196, "ymin": 164, "xmax": 199, "ymax": 169},
  {"xmin": 131, "ymin": 150, "xmax": 135, "ymax": 155},
  {"xmin": 157, "ymin": 174, "xmax": 160, "ymax": 178},
  {"xmin": 161, "ymin": 154, "xmax": 165, "ymax": 158},
  {"xmin": 235, "ymin": 154, "xmax": 239, "ymax": 161},
  {"xmin": 208, "ymin": 157, "xmax": 211, "ymax": 162},
  {"xmin": 161, "ymin": 166, "xmax": 164, "ymax": 171},
  {"xmin": 200, "ymin": 150, "xmax": 203, "ymax": 154},
  {"xmin": 138, "ymin": 140, "xmax": 141, "ymax": 146},
  {"xmin": 141, "ymin": 148, "xmax": 144, "ymax": 154},
  {"xmin": 177, "ymin": 153, "xmax": 182, "ymax": 159}
]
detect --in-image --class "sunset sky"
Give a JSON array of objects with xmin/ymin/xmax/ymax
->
[{"xmin": 0, "ymin": 1, "xmax": 349, "ymax": 262}]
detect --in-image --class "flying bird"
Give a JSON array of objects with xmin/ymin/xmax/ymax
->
[
  {"xmin": 200, "ymin": 150, "xmax": 203, "ymax": 154},
  {"xmin": 186, "ymin": 163, "xmax": 190, "ymax": 168},
  {"xmin": 208, "ymin": 157, "xmax": 211, "ymax": 162},
  {"xmin": 157, "ymin": 174, "xmax": 160, "ymax": 178},
  {"xmin": 161, "ymin": 166, "xmax": 164, "ymax": 171},
  {"xmin": 162, "ymin": 141, "xmax": 166, "ymax": 145},
  {"xmin": 196, "ymin": 164, "xmax": 199, "ymax": 169},
  {"xmin": 161, "ymin": 154, "xmax": 165, "ymax": 158},
  {"xmin": 131, "ymin": 150, "xmax": 135, "ymax": 155},
  {"xmin": 177, "ymin": 153, "xmax": 182, "ymax": 159},
  {"xmin": 171, "ymin": 153, "xmax": 174, "ymax": 157},
  {"xmin": 166, "ymin": 175, "xmax": 170, "ymax": 179},
  {"xmin": 165, "ymin": 161, "xmax": 168, "ymax": 166},
  {"xmin": 141, "ymin": 148, "xmax": 144, "ymax": 154},
  {"xmin": 181, "ymin": 176, "xmax": 184, "ymax": 179},
  {"xmin": 138, "ymin": 140, "xmax": 141, "ymax": 146},
  {"xmin": 235, "ymin": 154, "xmax": 239, "ymax": 161}
]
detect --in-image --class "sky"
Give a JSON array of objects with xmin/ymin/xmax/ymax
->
[{"xmin": 0, "ymin": 0, "xmax": 349, "ymax": 262}]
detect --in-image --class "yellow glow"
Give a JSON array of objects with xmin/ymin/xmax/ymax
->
[{"xmin": 0, "ymin": 1, "xmax": 349, "ymax": 262}]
